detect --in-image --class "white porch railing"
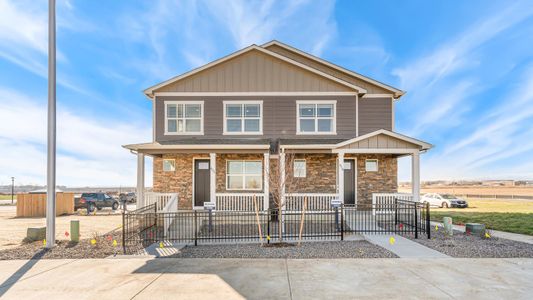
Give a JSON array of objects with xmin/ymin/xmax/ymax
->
[
  {"xmin": 144, "ymin": 192, "xmax": 178, "ymax": 211},
  {"xmin": 216, "ymin": 193, "xmax": 264, "ymax": 211},
  {"xmin": 372, "ymin": 193, "xmax": 414, "ymax": 206},
  {"xmin": 285, "ymin": 193, "xmax": 338, "ymax": 211}
]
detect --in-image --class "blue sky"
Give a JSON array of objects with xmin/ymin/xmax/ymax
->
[{"xmin": 0, "ymin": 0, "xmax": 532, "ymax": 187}]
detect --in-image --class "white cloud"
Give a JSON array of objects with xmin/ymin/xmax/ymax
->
[{"xmin": 0, "ymin": 87, "xmax": 152, "ymax": 187}]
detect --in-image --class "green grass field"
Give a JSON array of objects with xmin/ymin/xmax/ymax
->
[
  {"xmin": 0, "ymin": 195, "xmax": 16, "ymax": 200},
  {"xmin": 429, "ymin": 199, "xmax": 533, "ymax": 235}
]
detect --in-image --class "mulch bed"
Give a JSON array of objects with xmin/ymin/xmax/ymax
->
[
  {"xmin": 168, "ymin": 240, "xmax": 398, "ymax": 259},
  {"xmin": 0, "ymin": 230, "xmax": 123, "ymax": 260},
  {"xmin": 407, "ymin": 226, "xmax": 533, "ymax": 258}
]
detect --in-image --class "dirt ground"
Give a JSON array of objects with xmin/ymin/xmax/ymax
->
[{"xmin": 0, "ymin": 205, "xmax": 134, "ymax": 250}]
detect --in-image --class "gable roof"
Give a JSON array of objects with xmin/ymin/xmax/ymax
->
[
  {"xmin": 280, "ymin": 129, "xmax": 432, "ymax": 151},
  {"xmin": 144, "ymin": 45, "xmax": 367, "ymax": 98},
  {"xmin": 262, "ymin": 40, "xmax": 405, "ymax": 98}
]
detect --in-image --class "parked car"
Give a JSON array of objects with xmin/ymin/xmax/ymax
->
[
  {"xmin": 119, "ymin": 192, "xmax": 136, "ymax": 203},
  {"xmin": 75, "ymin": 192, "xmax": 120, "ymax": 212},
  {"xmin": 421, "ymin": 193, "xmax": 468, "ymax": 208}
]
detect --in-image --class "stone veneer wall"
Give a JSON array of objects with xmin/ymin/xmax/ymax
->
[
  {"xmin": 350, "ymin": 154, "xmax": 397, "ymax": 207},
  {"xmin": 153, "ymin": 153, "xmax": 397, "ymax": 209},
  {"xmin": 285, "ymin": 154, "xmax": 337, "ymax": 193}
]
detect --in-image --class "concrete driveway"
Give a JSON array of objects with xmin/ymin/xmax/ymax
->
[{"xmin": 0, "ymin": 258, "xmax": 531, "ymax": 299}]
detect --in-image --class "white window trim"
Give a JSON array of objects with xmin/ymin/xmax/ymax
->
[
  {"xmin": 296, "ymin": 100, "xmax": 337, "ymax": 135},
  {"xmin": 294, "ymin": 159, "xmax": 306, "ymax": 178},
  {"xmin": 226, "ymin": 160, "xmax": 263, "ymax": 191},
  {"xmin": 162, "ymin": 159, "xmax": 176, "ymax": 172},
  {"xmin": 223, "ymin": 100, "xmax": 263, "ymax": 135},
  {"xmin": 365, "ymin": 159, "xmax": 379, "ymax": 172},
  {"xmin": 164, "ymin": 101, "xmax": 204, "ymax": 135}
]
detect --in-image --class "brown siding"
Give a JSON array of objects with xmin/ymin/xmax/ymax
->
[
  {"xmin": 156, "ymin": 95, "xmax": 358, "ymax": 143},
  {"xmin": 154, "ymin": 50, "xmax": 352, "ymax": 93},
  {"xmin": 265, "ymin": 44, "xmax": 393, "ymax": 94},
  {"xmin": 358, "ymin": 97, "xmax": 392, "ymax": 135}
]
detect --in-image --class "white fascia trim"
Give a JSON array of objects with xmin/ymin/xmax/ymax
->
[
  {"xmin": 123, "ymin": 143, "xmax": 270, "ymax": 150},
  {"xmin": 153, "ymin": 92, "xmax": 358, "ymax": 97},
  {"xmin": 333, "ymin": 148, "xmax": 419, "ymax": 154},
  {"xmin": 280, "ymin": 144, "xmax": 334, "ymax": 150},
  {"xmin": 144, "ymin": 45, "xmax": 366, "ymax": 98},
  {"xmin": 334, "ymin": 129, "xmax": 433, "ymax": 150},
  {"xmin": 361, "ymin": 94, "xmax": 395, "ymax": 98},
  {"xmin": 223, "ymin": 100, "xmax": 263, "ymax": 135},
  {"xmin": 261, "ymin": 40, "xmax": 404, "ymax": 98}
]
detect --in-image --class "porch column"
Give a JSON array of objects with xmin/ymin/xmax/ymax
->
[
  {"xmin": 210, "ymin": 153, "xmax": 216, "ymax": 204},
  {"xmin": 279, "ymin": 152, "xmax": 286, "ymax": 207},
  {"xmin": 412, "ymin": 150, "xmax": 420, "ymax": 202},
  {"xmin": 263, "ymin": 152, "xmax": 270, "ymax": 210},
  {"xmin": 136, "ymin": 152, "xmax": 145, "ymax": 208},
  {"xmin": 337, "ymin": 152, "xmax": 344, "ymax": 203}
]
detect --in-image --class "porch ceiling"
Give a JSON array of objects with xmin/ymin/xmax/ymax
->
[{"xmin": 122, "ymin": 141, "xmax": 270, "ymax": 155}]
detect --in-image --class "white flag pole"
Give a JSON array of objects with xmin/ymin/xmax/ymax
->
[{"xmin": 46, "ymin": 0, "xmax": 56, "ymax": 248}]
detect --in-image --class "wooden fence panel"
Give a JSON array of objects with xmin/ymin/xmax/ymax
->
[{"xmin": 16, "ymin": 193, "xmax": 74, "ymax": 217}]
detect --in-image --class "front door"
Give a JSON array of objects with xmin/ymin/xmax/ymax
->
[
  {"xmin": 194, "ymin": 159, "xmax": 211, "ymax": 207},
  {"xmin": 343, "ymin": 159, "xmax": 355, "ymax": 205}
]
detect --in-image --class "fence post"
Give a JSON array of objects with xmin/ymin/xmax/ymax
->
[
  {"xmin": 267, "ymin": 210, "xmax": 270, "ymax": 244},
  {"xmin": 194, "ymin": 210, "xmax": 198, "ymax": 246},
  {"xmin": 122, "ymin": 210, "xmax": 126, "ymax": 254},
  {"xmin": 340, "ymin": 206, "xmax": 344, "ymax": 241},
  {"xmin": 426, "ymin": 201, "xmax": 431, "ymax": 239},
  {"xmin": 414, "ymin": 202, "xmax": 418, "ymax": 239}
]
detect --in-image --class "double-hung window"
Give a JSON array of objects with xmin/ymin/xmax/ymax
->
[
  {"xmin": 165, "ymin": 101, "xmax": 203, "ymax": 135},
  {"xmin": 226, "ymin": 161, "xmax": 263, "ymax": 190},
  {"xmin": 224, "ymin": 101, "xmax": 262, "ymax": 134},
  {"xmin": 297, "ymin": 101, "xmax": 336, "ymax": 134}
]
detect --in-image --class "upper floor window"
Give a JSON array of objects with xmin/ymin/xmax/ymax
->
[
  {"xmin": 297, "ymin": 101, "xmax": 336, "ymax": 134},
  {"xmin": 165, "ymin": 101, "xmax": 203, "ymax": 135},
  {"xmin": 223, "ymin": 101, "xmax": 263, "ymax": 134}
]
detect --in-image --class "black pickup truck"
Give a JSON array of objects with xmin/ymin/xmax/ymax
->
[{"xmin": 75, "ymin": 193, "xmax": 120, "ymax": 212}]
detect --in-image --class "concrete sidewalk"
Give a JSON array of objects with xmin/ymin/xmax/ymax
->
[
  {"xmin": 363, "ymin": 234, "xmax": 449, "ymax": 258},
  {"xmin": 0, "ymin": 258, "xmax": 531, "ymax": 299},
  {"xmin": 431, "ymin": 221, "xmax": 533, "ymax": 245}
]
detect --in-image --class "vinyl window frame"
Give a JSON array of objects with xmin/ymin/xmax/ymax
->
[
  {"xmin": 293, "ymin": 159, "xmax": 306, "ymax": 178},
  {"xmin": 162, "ymin": 159, "xmax": 176, "ymax": 172},
  {"xmin": 296, "ymin": 100, "xmax": 337, "ymax": 135},
  {"xmin": 223, "ymin": 101, "xmax": 263, "ymax": 135},
  {"xmin": 365, "ymin": 159, "xmax": 379, "ymax": 172},
  {"xmin": 164, "ymin": 101, "xmax": 204, "ymax": 135},
  {"xmin": 226, "ymin": 160, "xmax": 263, "ymax": 191}
]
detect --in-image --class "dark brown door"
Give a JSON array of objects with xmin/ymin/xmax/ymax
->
[
  {"xmin": 194, "ymin": 159, "xmax": 210, "ymax": 207},
  {"xmin": 343, "ymin": 160, "xmax": 355, "ymax": 205}
]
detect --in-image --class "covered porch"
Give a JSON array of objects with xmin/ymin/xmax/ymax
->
[{"xmin": 124, "ymin": 130, "xmax": 431, "ymax": 212}]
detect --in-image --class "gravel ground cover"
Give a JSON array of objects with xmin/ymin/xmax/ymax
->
[
  {"xmin": 168, "ymin": 240, "xmax": 398, "ymax": 259},
  {"xmin": 407, "ymin": 226, "xmax": 533, "ymax": 258},
  {"xmin": 0, "ymin": 230, "xmax": 123, "ymax": 260}
]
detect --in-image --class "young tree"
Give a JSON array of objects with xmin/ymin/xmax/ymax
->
[{"xmin": 268, "ymin": 152, "xmax": 303, "ymax": 242}]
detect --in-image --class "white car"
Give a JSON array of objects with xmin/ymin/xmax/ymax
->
[{"xmin": 420, "ymin": 193, "xmax": 468, "ymax": 208}]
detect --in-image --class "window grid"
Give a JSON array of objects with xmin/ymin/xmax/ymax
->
[
  {"xmin": 165, "ymin": 102, "xmax": 203, "ymax": 135},
  {"xmin": 297, "ymin": 102, "xmax": 335, "ymax": 134},
  {"xmin": 226, "ymin": 160, "xmax": 263, "ymax": 191},
  {"xmin": 224, "ymin": 102, "xmax": 262, "ymax": 134}
]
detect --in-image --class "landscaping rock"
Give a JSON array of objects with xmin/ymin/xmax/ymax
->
[
  {"xmin": 465, "ymin": 223, "xmax": 486, "ymax": 236},
  {"xmin": 26, "ymin": 227, "xmax": 46, "ymax": 241}
]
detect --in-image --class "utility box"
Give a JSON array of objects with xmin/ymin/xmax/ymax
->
[
  {"xmin": 70, "ymin": 220, "xmax": 80, "ymax": 242},
  {"xmin": 443, "ymin": 217, "xmax": 453, "ymax": 236},
  {"xmin": 465, "ymin": 223, "xmax": 486, "ymax": 236}
]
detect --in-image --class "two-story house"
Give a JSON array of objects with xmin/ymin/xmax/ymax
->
[{"xmin": 124, "ymin": 41, "xmax": 432, "ymax": 211}]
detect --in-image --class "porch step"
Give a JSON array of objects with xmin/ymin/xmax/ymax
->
[{"xmin": 363, "ymin": 234, "xmax": 449, "ymax": 258}]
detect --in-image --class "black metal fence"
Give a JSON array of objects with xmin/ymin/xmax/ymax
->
[{"xmin": 122, "ymin": 200, "xmax": 429, "ymax": 254}]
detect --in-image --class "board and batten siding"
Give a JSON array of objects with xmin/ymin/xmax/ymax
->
[
  {"xmin": 154, "ymin": 50, "xmax": 353, "ymax": 93},
  {"xmin": 337, "ymin": 134, "xmax": 419, "ymax": 150},
  {"xmin": 155, "ymin": 96, "xmax": 358, "ymax": 142},
  {"xmin": 358, "ymin": 97, "xmax": 392, "ymax": 136},
  {"xmin": 265, "ymin": 44, "xmax": 392, "ymax": 94}
]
